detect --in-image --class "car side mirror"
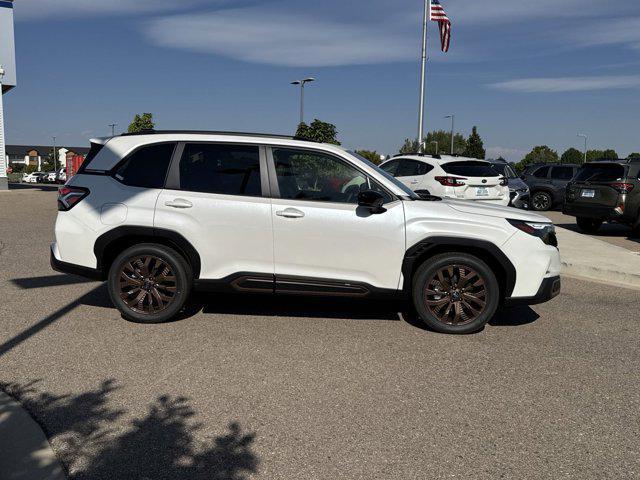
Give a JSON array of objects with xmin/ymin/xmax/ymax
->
[{"xmin": 358, "ymin": 190, "xmax": 386, "ymax": 214}]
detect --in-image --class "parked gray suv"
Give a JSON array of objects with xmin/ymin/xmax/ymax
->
[{"xmin": 521, "ymin": 164, "xmax": 579, "ymax": 211}]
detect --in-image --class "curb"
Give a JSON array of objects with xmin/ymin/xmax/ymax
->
[{"xmin": 561, "ymin": 263, "xmax": 640, "ymax": 291}]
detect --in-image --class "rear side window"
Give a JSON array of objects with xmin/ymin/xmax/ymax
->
[
  {"xmin": 397, "ymin": 160, "xmax": 432, "ymax": 177},
  {"xmin": 442, "ymin": 161, "xmax": 498, "ymax": 177},
  {"xmin": 114, "ymin": 143, "xmax": 176, "ymax": 188},
  {"xmin": 574, "ymin": 164, "xmax": 626, "ymax": 182},
  {"xmin": 550, "ymin": 166, "xmax": 575, "ymax": 180},
  {"xmin": 533, "ymin": 166, "xmax": 551, "ymax": 178},
  {"xmin": 179, "ymin": 143, "xmax": 261, "ymax": 196},
  {"xmin": 77, "ymin": 142, "xmax": 105, "ymax": 173}
]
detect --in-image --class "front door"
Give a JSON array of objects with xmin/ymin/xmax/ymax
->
[
  {"xmin": 154, "ymin": 142, "xmax": 273, "ymax": 283},
  {"xmin": 268, "ymin": 147, "xmax": 406, "ymax": 292}
]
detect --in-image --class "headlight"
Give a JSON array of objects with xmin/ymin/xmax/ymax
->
[{"xmin": 507, "ymin": 219, "xmax": 558, "ymax": 247}]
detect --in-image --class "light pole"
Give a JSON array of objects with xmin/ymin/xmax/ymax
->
[
  {"xmin": 0, "ymin": 65, "xmax": 7, "ymax": 190},
  {"xmin": 577, "ymin": 134, "xmax": 588, "ymax": 163},
  {"xmin": 52, "ymin": 136, "xmax": 57, "ymax": 173},
  {"xmin": 445, "ymin": 114, "xmax": 455, "ymax": 155},
  {"xmin": 291, "ymin": 77, "xmax": 315, "ymax": 125},
  {"xmin": 109, "ymin": 123, "xmax": 118, "ymax": 136},
  {"xmin": 431, "ymin": 140, "xmax": 438, "ymax": 155},
  {"xmin": 417, "ymin": 0, "xmax": 429, "ymax": 152}
]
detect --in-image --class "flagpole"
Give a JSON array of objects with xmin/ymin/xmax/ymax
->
[{"xmin": 417, "ymin": 0, "xmax": 429, "ymax": 153}]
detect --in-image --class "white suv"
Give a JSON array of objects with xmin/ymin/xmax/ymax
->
[
  {"xmin": 51, "ymin": 131, "xmax": 561, "ymax": 334},
  {"xmin": 380, "ymin": 155, "xmax": 510, "ymax": 205}
]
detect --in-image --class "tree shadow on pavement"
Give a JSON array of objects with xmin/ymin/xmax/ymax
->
[{"xmin": 0, "ymin": 380, "xmax": 258, "ymax": 480}]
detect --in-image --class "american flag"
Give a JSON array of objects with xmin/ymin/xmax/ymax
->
[{"xmin": 430, "ymin": 0, "xmax": 451, "ymax": 53}]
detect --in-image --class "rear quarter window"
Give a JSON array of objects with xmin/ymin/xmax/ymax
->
[
  {"xmin": 113, "ymin": 143, "xmax": 176, "ymax": 188},
  {"xmin": 442, "ymin": 161, "xmax": 499, "ymax": 177},
  {"xmin": 574, "ymin": 164, "xmax": 626, "ymax": 182}
]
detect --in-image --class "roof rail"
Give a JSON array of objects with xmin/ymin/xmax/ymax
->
[{"xmin": 120, "ymin": 129, "xmax": 297, "ymax": 140}]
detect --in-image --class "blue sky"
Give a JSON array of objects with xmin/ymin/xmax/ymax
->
[{"xmin": 4, "ymin": 0, "xmax": 640, "ymax": 160}]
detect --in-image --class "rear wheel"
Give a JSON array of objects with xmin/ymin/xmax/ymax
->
[
  {"xmin": 531, "ymin": 191, "xmax": 552, "ymax": 211},
  {"xmin": 411, "ymin": 253, "xmax": 500, "ymax": 334},
  {"xmin": 108, "ymin": 243, "xmax": 192, "ymax": 323},
  {"xmin": 576, "ymin": 217, "xmax": 603, "ymax": 234}
]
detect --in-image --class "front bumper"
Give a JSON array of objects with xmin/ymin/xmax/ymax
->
[
  {"xmin": 510, "ymin": 190, "xmax": 530, "ymax": 209},
  {"xmin": 504, "ymin": 276, "xmax": 561, "ymax": 307},
  {"xmin": 50, "ymin": 244, "xmax": 102, "ymax": 280}
]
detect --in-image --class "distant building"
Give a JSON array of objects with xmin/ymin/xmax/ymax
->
[{"xmin": 5, "ymin": 145, "xmax": 90, "ymax": 170}]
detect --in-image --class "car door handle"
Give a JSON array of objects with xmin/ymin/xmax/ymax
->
[
  {"xmin": 276, "ymin": 208, "xmax": 305, "ymax": 219},
  {"xmin": 410, "ymin": 180, "xmax": 419, "ymax": 184},
  {"xmin": 165, "ymin": 198, "xmax": 193, "ymax": 209}
]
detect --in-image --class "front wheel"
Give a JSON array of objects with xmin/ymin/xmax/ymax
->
[
  {"xmin": 531, "ymin": 191, "xmax": 552, "ymax": 211},
  {"xmin": 576, "ymin": 217, "xmax": 603, "ymax": 234},
  {"xmin": 108, "ymin": 243, "xmax": 192, "ymax": 323},
  {"xmin": 412, "ymin": 253, "xmax": 500, "ymax": 334}
]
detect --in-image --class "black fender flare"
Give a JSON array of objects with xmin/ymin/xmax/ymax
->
[{"xmin": 402, "ymin": 236, "xmax": 517, "ymax": 298}]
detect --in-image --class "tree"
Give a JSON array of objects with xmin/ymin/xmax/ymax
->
[
  {"xmin": 355, "ymin": 150, "xmax": 383, "ymax": 165},
  {"xmin": 601, "ymin": 149, "xmax": 618, "ymax": 159},
  {"xmin": 399, "ymin": 138, "xmax": 420, "ymax": 155},
  {"xmin": 424, "ymin": 130, "xmax": 467, "ymax": 156},
  {"xmin": 628, "ymin": 153, "xmax": 640, "ymax": 159},
  {"xmin": 561, "ymin": 148, "xmax": 584, "ymax": 165},
  {"xmin": 515, "ymin": 146, "xmax": 559, "ymax": 172},
  {"xmin": 295, "ymin": 119, "xmax": 341, "ymax": 145},
  {"xmin": 128, "ymin": 113, "xmax": 155, "ymax": 133},
  {"xmin": 464, "ymin": 126, "xmax": 486, "ymax": 159}
]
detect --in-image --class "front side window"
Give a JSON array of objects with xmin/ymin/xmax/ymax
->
[
  {"xmin": 273, "ymin": 148, "xmax": 378, "ymax": 204},
  {"xmin": 381, "ymin": 160, "xmax": 400, "ymax": 176},
  {"xmin": 179, "ymin": 143, "xmax": 261, "ymax": 196},
  {"xmin": 114, "ymin": 143, "xmax": 176, "ymax": 188},
  {"xmin": 398, "ymin": 160, "xmax": 432, "ymax": 177},
  {"xmin": 533, "ymin": 166, "xmax": 551, "ymax": 178},
  {"xmin": 550, "ymin": 166, "xmax": 575, "ymax": 180}
]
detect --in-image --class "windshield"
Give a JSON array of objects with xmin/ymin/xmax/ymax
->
[
  {"xmin": 442, "ymin": 161, "xmax": 500, "ymax": 177},
  {"xmin": 348, "ymin": 151, "xmax": 419, "ymax": 198},
  {"xmin": 490, "ymin": 163, "xmax": 517, "ymax": 179},
  {"xmin": 574, "ymin": 164, "xmax": 626, "ymax": 183}
]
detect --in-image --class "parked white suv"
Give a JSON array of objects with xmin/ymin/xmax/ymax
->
[
  {"xmin": 51, "ymin": 131, "xmax": 561, "ymax": 334},
  {"xmin": 380, "ymin": 155, "xmax": 510, "ymax": 206}
]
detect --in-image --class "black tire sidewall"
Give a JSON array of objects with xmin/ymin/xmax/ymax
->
[
  {"xmin": 411, "ymin": 253, "xmax": 500, "ymax": 334},
  {"xmin": 107, "ymin": 243, "xmax": 192, "ymax": 324},
  {"xmin": 532, "ymin": 191, "xmax": 552, "ymax": 211}
]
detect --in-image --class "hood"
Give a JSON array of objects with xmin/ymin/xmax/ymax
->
[{"xmin": 443, "ymin": 199, "xmax": 552, "ymax": 223}]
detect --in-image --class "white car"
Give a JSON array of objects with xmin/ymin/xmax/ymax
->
[
  {"xmin": 380, "ymin": 155, "xmax": 511, "ymax": 206},
  {"xmin": 23, "ymin": 172, "xmax": 45, "ymax": 183},
  {"xmin": 47, "ymin": 172, "xmax": 58, "ymax": 182},
  {"xmin": 51, "ymin": 131, "xmax": 561, "ymax": 334}
]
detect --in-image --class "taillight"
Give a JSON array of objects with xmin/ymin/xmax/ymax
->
[
  {"xmin": 57, "ymin": 186, "xmax": 89, "ymax": 211},
  {"xmin": 610, "ymin": 183, "xmax": 634, "ymax": 194},
  {"xmin": 434, "ymin": 176, "xmax": 467, "ymax": 187}
]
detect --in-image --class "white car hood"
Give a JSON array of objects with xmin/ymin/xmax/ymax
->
[{"xmin": 443, "ymin": 199, "xmax": 552, "ymax": 223}]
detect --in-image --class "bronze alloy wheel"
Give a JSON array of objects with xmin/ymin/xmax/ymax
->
[
  {"xmin": 424, "ymin": 264, "xmax": 487, "ymax": 326},
  {"xmin": 118, "ymin": 255, "xmax": 177, "ymax": 314}
]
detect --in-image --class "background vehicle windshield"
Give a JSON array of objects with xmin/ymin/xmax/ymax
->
[
  {"xmin": 348, "ymin": 151, "xmax": 418, "ymax": 198},
  {"xmin": 490, "ymin": 163, "xmax": 517, "ymax": 179},
  {"xmin": 442, "ymin": 161, "xmax": 500, "ymax": 177},
  {"xmin": 574, "ymin": 164, "xmax": 626, "ymax": 182}
]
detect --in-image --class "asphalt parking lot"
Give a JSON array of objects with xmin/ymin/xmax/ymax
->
[{"xmin": 1, "ymin": 187, "xmax": 639, "ymax": 479}]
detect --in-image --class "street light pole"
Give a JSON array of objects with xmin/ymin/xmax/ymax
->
[
  {"xmin": 52, "ymin": 136, "xmax": 56, "ymax": 173},
  {"xmin": 0, "ymin": 65, "xmax": 7, "ymax": 190},
  {"xmin": 109, "ymin": 123, "xmax": 118, "ymax": 136},
  {"xmin": 291, "ymin": 78, "xmax": 315, "ymax": 125},
  {"xmin": 445, "ymin": 114, "xmax": 455, "ymax": 155},
  {"xmin": 417, "ymin": 0, "xmax": 429, "ymax": 152},
  {"xmin": 577, "ymin": 134, "xmax": 588, "ymax": 163}
]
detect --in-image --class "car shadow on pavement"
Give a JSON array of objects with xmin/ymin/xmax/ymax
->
[
  {"xmin": 8, "ymin": 183, "xmax": 60, "ymax": 192},
  {"xmin": 0, "ymin": 379, "xmax": 259, "ymax": 480},
  {"xmin": 489, "ymin": 306, "xmax": 540, "ymax": 327},
  {"xmin": 555, "ymin": 222, "xmax": 640, "ymax": 244}
]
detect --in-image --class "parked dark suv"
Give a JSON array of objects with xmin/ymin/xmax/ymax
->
[
  {"xmin": 520, "ymin": 164, "xmax": 580, "ymax": 211},
  {"xmin": 563, "ymin": 159, "xmax": 640, "ymax": 233}
]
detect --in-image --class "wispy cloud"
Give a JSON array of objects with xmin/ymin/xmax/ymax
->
[
  {"xmin": 488, "ymin": 75, "xmax": 640, "ymax": 93},
  {"xmin": 567, "ymin": 17, "xmax": 640, "ymax": 49},
  {"xmin": 14, "ymin": 0, "xmax": 211, "ymax": 21},
  {"xmin": 143, "ymin": 9, "xmax": 415, "ymax": 67}
]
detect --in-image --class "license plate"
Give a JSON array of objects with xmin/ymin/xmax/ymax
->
[
  {"xmin": 476, "ymin": 187, "xmax": 489, "ymax": 197},
  {"xmin": 581, "ymin": 189, "xmax": 596, "ymax": 198}
]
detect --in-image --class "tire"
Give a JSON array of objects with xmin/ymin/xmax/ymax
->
[
  {"xmin": 107, "ymin": 243, "xmax": 193, "ymax": 323},
  {"xmin": 411, "ymin": 253, "xmax": 500, "ymax": 334},
  {"xmin": 576, "ymin": 217, "xmax": 603, "ymax": 234},
  {"xmin": 531, "ymin": 191, "xmax": 552, "ymax": 211}
]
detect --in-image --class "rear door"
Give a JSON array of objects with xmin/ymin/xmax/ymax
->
[
  {"xmin": 567, "ymin": 163, "xmax": 627, "ymax": 207},
  {"xmin": 441, "ymin": 161, "xmax": 507, "ymax": 202},
  {"xmin": 549, "ymin": 166, "xmax": 575, "ymax": 200}
]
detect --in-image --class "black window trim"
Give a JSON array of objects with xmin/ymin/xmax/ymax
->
[
  {"xmin": 265, "ymin": 145, "xmax": 398, "ymax": 205},
  {"xmin": 164, "ymin": 141, "xmax": 271, "ymax": 198},
  {"xmin": 109, "ymin": 141, "xmax": 178, "ymax": 189}
]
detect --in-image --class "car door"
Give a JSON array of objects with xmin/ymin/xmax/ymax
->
[
  {"xmin": 154, "ymin": 142, "xmax": 274, "ymax": 285},
  {"xmin": 268, "ymin": 146, "xmax": 406, "ymax": 292},
  {"xmin": 549, "ymin": 166, "xmax": 576, "ymax": 201},
  {"xmin": 396, "ymin": 159, "xmax": 431, "ymax": 191}
]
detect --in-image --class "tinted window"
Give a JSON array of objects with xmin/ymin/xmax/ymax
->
[
  {"xmin": 78, "ymin": 142, "xmax": 105, "ymax": 172},
  {"xmin": 273, "ymin": 148, "xmax": 370, "ymax": 204},
  {"xmin": 381, "ymin": 160, "xmax": 400, "ymax": 176},
  {"xmin": 550, "ymin": 166, "xmax": 575, "ymax": 180},
  {"xmin": 490, "ymin": 163, "xmax": 517, "ymax": 179},
  {"xmin": 114, "ymin": 143, "xmax": 175, "ymax": 188},
  {"xmin": 442, "ymin": 161, "xmax": 499, "ymax": 177},
  {"xmin": 398, "ymin": 160, "xmax": 432, "ymax": 177},
  {"xmin": 574, "ymin": 164, "xmax": 626, "ymax": 183},
  {"xmin": 179, "ymin": 144, "xmax": 261, "ymax": 196},
  {"xmin": 533, "ymin": 166, "xmax": 551, "ymax": 178}
]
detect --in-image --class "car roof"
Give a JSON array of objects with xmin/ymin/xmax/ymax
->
[{"xmin": 384, "ymin": 154, "xmax": 488, "ymax": 165}]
